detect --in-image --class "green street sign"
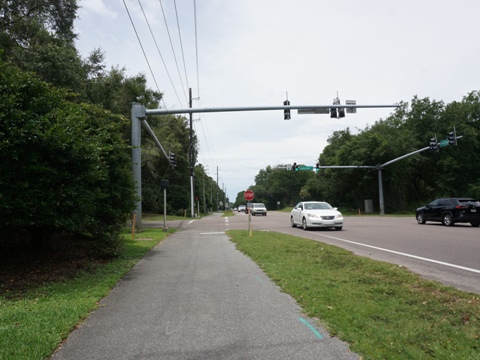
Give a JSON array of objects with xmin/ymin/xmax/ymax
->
[
  {"xmin": 298, "ymin": 166, "xmax": 314, "ymax": 170},
  {"xmin": 439, "ymin": 139, "xmax": 449, "ymax": 147}
]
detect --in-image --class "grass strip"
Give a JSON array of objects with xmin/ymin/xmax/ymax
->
[
  {"xmin": 0, "ymin": 228, "xmax": 171, "ymax": 360},
  {"xmin": 227, "ymin": 230, "xmax": 480, "ymax": 360}
]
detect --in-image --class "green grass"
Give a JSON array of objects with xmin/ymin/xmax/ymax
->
[
  {"xmin": 0, "ymin": 229, "xmax": 172, "ymax": 360},
  {"xmin": 227, "ymin": 230, "xmax": 480, "ymax": 360},
  {"xmin": 223, "ymin": 210, "xmax": 234, "ymax": 217},
  {"xmin": 143, "ymin": 213, "xmax": 191, "ymax": 221}
]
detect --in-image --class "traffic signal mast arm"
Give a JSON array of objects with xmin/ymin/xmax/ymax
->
[
  {"xmin": 318, "ymin": 134, "xmax": 463, "ymax": 171},
  {"xmin": 145, "ymin": 104, "xmax": 400, "ymax": 116},
  {"xmin": 140, "ymin": 118, "xmax": 177, "ymax": 167}
]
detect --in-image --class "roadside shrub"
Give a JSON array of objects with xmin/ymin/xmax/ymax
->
[{"xmin": 0, "ymin": 61, "xmax": 136, "ymax": 256}]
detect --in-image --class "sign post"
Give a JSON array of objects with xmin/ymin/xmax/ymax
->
[{"xmin": 244, "ymin": 190, "xmax": 254, "ymax": 236}]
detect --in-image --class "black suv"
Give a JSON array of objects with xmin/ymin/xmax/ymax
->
[{"xmin": 416, "ymin": 198, "xmax": 480, "ymax": 227}]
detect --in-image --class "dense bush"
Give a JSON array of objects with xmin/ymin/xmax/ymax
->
[{"xmin": 0, "ymin": 61, "xmax": 136, "ymax": 256}]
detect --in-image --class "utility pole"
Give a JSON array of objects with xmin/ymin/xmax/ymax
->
[
  {"xmin": 216, "ymin": 166, "xmax": 219, "ymax": 212},
  {"xmin": 189, "ymin": 88, "xmax": 194, "ymax": 218},
  {"xmin": 202, "ymin": 170, "xmax": 206, "ymax": 215},
  {"xmin": 224, "ymin": 185, "xmax": 227, "ymax": 210}
]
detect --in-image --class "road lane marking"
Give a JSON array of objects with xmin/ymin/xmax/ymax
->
[{"xmin": 316, "ymin": 234, "xmax": 480, "ymax": 274}]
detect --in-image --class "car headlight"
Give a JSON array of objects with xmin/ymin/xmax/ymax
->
[
  {"xmin": 306, "ymin": 213, "xmax": 320, "ymax": 218},
  {"xmin": 335, "ymin": 213, "xmax": 343, "ymax": 219}
]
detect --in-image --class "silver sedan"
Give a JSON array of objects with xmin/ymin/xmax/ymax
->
[{"xmin": 291, "ymin": 201, "xmax": 343, "ymax": 231}]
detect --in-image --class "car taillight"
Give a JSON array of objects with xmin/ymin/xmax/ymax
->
[{"xmin": 455, "ymin": 205, "xmax": 467, "ymax": 209}]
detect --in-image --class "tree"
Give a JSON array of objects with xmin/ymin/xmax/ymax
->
[
  {"xmin": 0, "ymin": 61, "xmax": 136, "ymax": 255},
  {"xmin": 0, "ymin": 0, "xmax": 85, "ymax": 92}
]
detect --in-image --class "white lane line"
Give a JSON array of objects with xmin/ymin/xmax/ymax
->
[{"xmin": 315, "ymin": 233, "xmax": 480, "ymax": 274}]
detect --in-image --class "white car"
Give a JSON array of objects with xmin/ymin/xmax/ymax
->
[
  {"xmin": 250, "ymin": 203, "xmax": 267, "ymax": 216},
  {"xmin": 291, "ymin": 201, "xmax": 343, "ymax": 231}
]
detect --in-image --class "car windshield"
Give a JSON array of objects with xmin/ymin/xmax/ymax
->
[
  {"xmin": 305, "ymin": 202, "xmax": 332, "ymax": 210},
  {"xmin": 253, "ymin": 204, "xmax": 264, "ymax": 208}
]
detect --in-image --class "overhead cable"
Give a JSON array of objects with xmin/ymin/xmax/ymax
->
[
  {"xmin": 137, "ymin": 0, "xmax": 184, "ymax": 107},
  {"xmin": 122, "ymin": 0, "xmax": 167, "ymax": 109},
  {"xmin": 173, "ymin": 0, "xmax": 190, "ymax": 91},
  {"xmin": 158, "ymin": 0, "xmax": 188, "ymax": 104}
]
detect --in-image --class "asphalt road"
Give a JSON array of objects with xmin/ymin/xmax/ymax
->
[
  {"xmin": 230, "ymin": 211, "xmax": 480, "ymax": 294},
  {"xmin": 51, "ymin": 213, "xmax": 358, "ymax": 360}
]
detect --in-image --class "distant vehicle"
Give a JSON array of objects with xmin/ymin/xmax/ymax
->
[
  {"xmin": 416, "ymin": 198, "xmax": 480, "ymax": 227},
  {"xmin": 291, "ymin": 201, "xmax": 343, "ymax": 231},
  {"xmin": 238, "ymin": 205, "xmax": 246, "ymax": 212},
  {"xmin": 250, "ymin": 203, "xmax": 267, "ymax": 216}
]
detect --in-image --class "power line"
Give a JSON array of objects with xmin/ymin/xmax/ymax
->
[
  {"xmin": 173, "ymin": 0, "xmax": 190, "ymax": 91},
  {"xmin": 191, "ymin": 0, "xmax": 216, "ymax": 180},
  {"xmin": 194, "ymin": 0, "xmax": 201, "ymax": 99},
  {"xmin": 122, "ymin": 0, "xmax": 167, "ymax": 109},
  {"xmin": 158, "ymin": 0, "xmax": 188, "ymax": 104},
  {"xmin": 137, "ymin": 0, "xmax": 184, "ymax": 107}
]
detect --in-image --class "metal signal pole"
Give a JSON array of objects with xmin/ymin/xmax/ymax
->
[{"xmin": 189, "ymin": 88, "xmax": 194, "ymax": 218}]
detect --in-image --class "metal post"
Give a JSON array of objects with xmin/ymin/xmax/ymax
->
[
  {"xmin": 216, "ymin": 166, "xmax": 219, "ymax": 212},
  {"xmin": 203, "ymin": 172, "xmax": 206, "ymax": 215},
  {"xmin": 131, "ymin": 103, "xmax": 145, "ymax": 229},
  {"xmin": 189, "ymin": 88, "xmax": 194, "ymax": 218},
  {"xmin": 378, "ymin": 168, "xmax": 385, "ymax": 215},
  {"xmin": 163, "ymin": 187, "xmax": 168, "ymax": 231}
]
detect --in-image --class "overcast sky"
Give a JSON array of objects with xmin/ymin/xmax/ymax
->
[{"xmin": 74, "ymin": 0, "xmax": 480, "ymax": 202}]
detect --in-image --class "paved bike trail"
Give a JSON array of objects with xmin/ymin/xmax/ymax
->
[{"xmin": 51, "ymin": 214, "xmax": 358, "ymax": 359}]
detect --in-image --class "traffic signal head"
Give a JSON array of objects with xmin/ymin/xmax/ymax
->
[
  {"xmin": 448, "ymin": 129, "xmax": 457, "ymax": 146},
  {"xmin": 330, "ymin": 107, "xmax": 337, "ymax": 118},
  {"xmin": 338, "ymin": 108, "xmax": 345, "ymax": 118},
  {"xmin": 169, "ymin": 152, "xmax": 177, "ymax": 166},
  {"xmin": 429, "ymin": 137, "xmax": 438, "ymax": 151},
  {"xmin": 283, "ymin": 100, "xmax": 291, "ymax": 120},
  {"xmin": 292, "ymin": 162, "xmax": 297, "ymax": 171}
]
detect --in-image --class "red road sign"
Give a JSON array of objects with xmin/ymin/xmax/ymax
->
[{"xmin": 244, "ymin": 189, "xmax": 254, "ymax": 201}]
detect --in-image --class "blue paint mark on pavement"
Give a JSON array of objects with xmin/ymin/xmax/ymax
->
[{"xmin": 298, "ymin": 317, "xmax": 323, "ymax": 339}]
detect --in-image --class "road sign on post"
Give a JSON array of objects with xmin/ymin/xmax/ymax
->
[{"xmin": 244, "ymin": 189, "xmax": 254, "ymax": 201}]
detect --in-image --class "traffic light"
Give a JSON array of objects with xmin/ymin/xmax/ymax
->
[
  {"xmin": 292, "ymin": 162, "xmax": 297, "ymax": 171},
  {"xmin": 429, "ymin": 136, "xmax": 438, "ymax": 151},
  {"xmin": 316, "ymin": 162, "xmax": 320, "ymax": 171},
  {"xmin": 169, "ymin": 152, "xmax": 177, "ymax": 166},
  {"xmin": 448, "ymin": 128, "xmax": 457, "ymax": 146},
  {"xmin": 283, "ymin": 100, "xmax": 291, "ymax": 120},
  {"xmin": 330, "ymin": 107, "xmax": 337, "ymax": 118},
  {"xmin": 338, "ymin": 108, "xmax": 345, "ymax": 118}
]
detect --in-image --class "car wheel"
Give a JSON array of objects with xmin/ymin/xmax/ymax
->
[
  {"xmin": 302, "ymin": 217, "xmax": 309, "ymax": 230},
  {"xmin": 470, "ymin": 221, "xmax": 480, "ymax": 227},
  {"xmin": 291, "ymin": 217, "xmax": 296, "ymax": 227},
  {"xmin": 335, "ymin": 226, "xmax": 343, "ymax": 231},
  {"xmin": 442, "ymin": 213, "xmax": 454, "ymax": 226},
  {"xmin": 416, "ymin": 213, "xmax": 426, "ymax": 224}
]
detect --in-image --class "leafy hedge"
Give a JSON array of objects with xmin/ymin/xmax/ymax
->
[{"xmin": 0, "ymin": 61, "xmax": 136, "ymax": 256}]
